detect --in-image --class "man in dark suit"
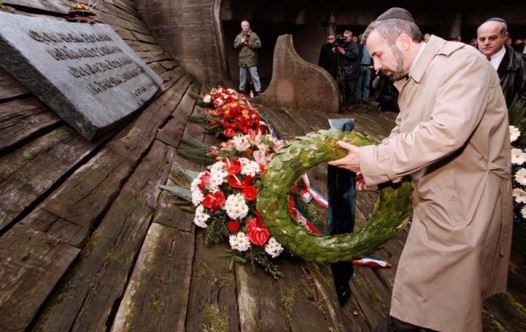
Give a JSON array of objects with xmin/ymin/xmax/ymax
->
[
  {"xmin": 335, "ymin": 30, "xmax": 360, "ymax": 109},
  {"xmin": 477, "ymin": 17, "xmax": 526, "ymax": 106},
  {"xmin": 318, "ymin": 34, "xmax": 338, "ymax": 78}
]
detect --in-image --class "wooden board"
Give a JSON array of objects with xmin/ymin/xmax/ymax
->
[
  {"xmin": 0, "ymin": 97, "xmax": 60, "ymax": 152},
  {"xmin": 0, "ymin": 224, "xmax": 80, "ymax": 332},
  {"xmin": 236, "ymin": 263, "xmax": 290, "ymax": 331},
  {"xmin": 32, "ymin": 141, "xmax": 175, "ymax": 332},
  {"xmin": 156, "ymin": 83, "xmax": 201, "ymax": 148},
  {"xmin": 110, "ymin": 223, "xmax": 195, "ymax": 332},
  {"xmin": 0, "ymin": 67, "xmax": 27, "ymax": 100},
  {"xmin": 0, "ymin": 127, "xmax": 95, "ymax": 232},
  {"xmin": 39, "ymin": 75, "xmax": 189, "ymax": 231},
  {"xmin": 185, "ymin": 233, "xmax": 239, "ymax": 332}
]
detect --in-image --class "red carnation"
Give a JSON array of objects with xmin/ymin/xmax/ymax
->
[
  {"xmin": 246, "ymin": 217, "xmax": 270, "ymax": 246},
  {"xmin": 223, "ymin": 128, "xmax": 235, "ymax": 138},
  {"xmin": 227, "ymin": 176, "xmax": 244, "ymax": 189},
  {"xmin": 198, "ymin": 172, "xmax": 211, "ymax": 191},
  {"xmin": 202, "ymin": 191, "xmax": 225, "ymax": 211},
  {"xmin": 227, "ymin": 159, "xmax": 242, "ymax": 175},
  {"xmin": 242, "ymin": 175, "xmax": 253, "ymax": 186},
  {"xmin": 242, "ymin": 186, "xmax": 257, "ymax": 201},
  {"xmin": 226, "ymin": 221, "xmax": 241, "ymax": 233}
]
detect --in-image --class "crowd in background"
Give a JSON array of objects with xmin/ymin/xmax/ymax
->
[{"xmin": 319, "ymin": 19, "xmax": 526, "ymax": 113}]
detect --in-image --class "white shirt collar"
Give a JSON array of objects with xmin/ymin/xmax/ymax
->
[
  {"xmin": 409, "ymin": 42, "xmax": 427, "ymax": 74},
  {"xmin": 489, "ymin": 46, "xmax": 506, "ymax": 70}
]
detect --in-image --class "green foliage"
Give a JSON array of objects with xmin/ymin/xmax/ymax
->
[
  {"xmin": 508, "ymin": 97, "xmax": 526, "ymax": 145},
  {"xmin": 158, "ymin": 184, "xmax": 192, "ymax": 202},
  {"xmin": 257, "ymin": 128, "xmax": 412, "ymax": 263},
  {"xmin": 245, "ymin": 247, "xmax": 283, "ymax": 279},
  {"xmin": 219, "ymin": 250, "xmax": 247, "ymax": 271},
  {"xmin": 205, "ymin": 218, "xmax": 229, "ymax": 245},
  {"xmin": 176, "ymin": 137, "xmax": 214, "ymax": 165}
]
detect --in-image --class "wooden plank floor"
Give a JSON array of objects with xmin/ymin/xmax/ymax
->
[{"xmin": 0, "ymin": 2, "xmax": 525, "ymax": 331}]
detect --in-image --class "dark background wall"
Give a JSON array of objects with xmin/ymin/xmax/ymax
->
[{"xmin": 138, "ymin": 0, "xmax": 526, "ymax": 85}]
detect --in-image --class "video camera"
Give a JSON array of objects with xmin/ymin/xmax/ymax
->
[
  {"xmin": 334, "ymin": 34, "xmax": 347, "ymax": 47},
  {"xmin": 243, "ymin": 32, "xmax": 251, "ymax": 43}
]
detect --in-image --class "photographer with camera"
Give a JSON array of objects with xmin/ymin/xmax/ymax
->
[
  {"xmin": 333, "ymin": 30, "xmax": 360, "ymax": 111},
  {"xmin": 234, "ymin": 20, "xmax": 262, "ymax": 96}
]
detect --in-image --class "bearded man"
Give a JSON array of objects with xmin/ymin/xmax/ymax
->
[{"xmin": 330, "ymin": 7, "xmax": 512, "ymax": 332}]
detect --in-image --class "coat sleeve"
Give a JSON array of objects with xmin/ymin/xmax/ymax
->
[
  {"xmin": 343, "ymin": 43, "xmax": 359, "ymax": 60},
  {"xmin": 359, "ymin": 53, "xmax": 491, "ymax": 185},
  {"xmin": 249, "ymin": 33, "xmax": 262, "ymax": 49},
  {"xmin": 381, "ymin": 111, "xmax": 402, "ymax": 144},
  {"xmin": 234, "ymin": 34, "xmax": 242, "ymax": 49}
]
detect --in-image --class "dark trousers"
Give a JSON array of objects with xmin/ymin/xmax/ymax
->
[
  {"xmin": 343, "ymin": 79, "xmax": 358, "ymax": 107},
  {"xmin": 374, "ymin": 316, "xmax": 438, "ymax": 332}
]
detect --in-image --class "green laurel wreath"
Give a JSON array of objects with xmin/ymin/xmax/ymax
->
[{"xmin": 257, "ymin": 128, "xmax": 413, "ymax": 263}]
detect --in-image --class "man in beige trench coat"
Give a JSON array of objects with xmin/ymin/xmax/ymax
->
[{"xmin": 329, "ymin": 8, "xmax": 513, "ymax": 332}]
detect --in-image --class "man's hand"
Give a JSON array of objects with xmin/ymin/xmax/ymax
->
[
  {"xmin": 329, "ymin": 141, "xmax": 368, "ymax": 191},
  {"xmin": 336, "ymin": 46, "xmax": 345, "ymax": 54},
  {"xmin": 356, "ymin": 173, "xmax": 368, "ymax": 191},
  {"xmin": 328, "ymin": 141, "xmax": 362, "ymax": 173}
]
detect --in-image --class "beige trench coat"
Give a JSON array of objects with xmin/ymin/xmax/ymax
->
[{"xmin": 359, "ymin": 36, "xmax": 512, "ymax": 332}]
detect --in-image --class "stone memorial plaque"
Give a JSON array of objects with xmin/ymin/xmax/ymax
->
[{"xmin": 0, "ymin": 12, "xmax": 163, "ymax": 140}]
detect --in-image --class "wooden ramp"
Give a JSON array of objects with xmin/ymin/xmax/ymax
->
[{"xmin": 0, "ymin": 1, "xmax": 525, "ymax": 331}]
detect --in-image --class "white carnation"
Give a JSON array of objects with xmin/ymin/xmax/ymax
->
[
  {"xmin": 512, "ymin": 148, "xmax": 526, "ymax": 165},
  {"xmin": 229, "ymin": 232, "xmax": 251, "ymax": 251},
  {"xmin": 510, "ymin": 125, "xmax": 520, "ymax": 143},
  {"xmin": 193, "ymin": 205, "xmax": 209, "ymax": 228},
  {"xmin": 232, "ymin": 135, "xmax": 251, "ymax": 152},
  {"xmin": 224, "ymin": 193, "xmax": 249, "ymax": 220},
  {"xmin": 215, "ymin": 98, "xmax": 225, "ymax": 107},
  {"xmin": 239, "ymin": 158, "xmax": 260, "ymax": 177},
  {"xmin": 208, "ymin": 162, "xmax": 228, "ymax": 192},
  {"xmin": 264, "ymin": 237, "xmax": 284, "ymax": 258},
  {"xmin": 191, "ymin": 189, "xmax": 204, "ymax": 206},
  {"xmin": 203, "ymin": 94, "xmax": 211, "ymax": 104},
  {"xmin": 515, "ymin": 168, "xmax": 526, "ymax": 186},
  {"xmin": 190, "ymin": 172, "xmax": 205, "ymax": 192},
  {"xmin": 190, "ymin": 173, "xmax": 206, "ymax": 206},
  {"xmin": 513, "ymin": 188, "xmax": 526, "ymax": 204},
  {"xmin": 210, "ymin": 161, "xmax": 227, "ymax": 174}
]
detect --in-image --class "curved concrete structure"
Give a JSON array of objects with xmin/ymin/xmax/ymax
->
[{"xmin": 257, "ymin": 34, "xmax": 339, "ymax": 113}]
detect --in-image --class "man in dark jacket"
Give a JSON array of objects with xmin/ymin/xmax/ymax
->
[
  {"xmin": 478, "ymin": 18, "xmax": 526, "ymax": 106},
  {"xmin": 234, "ymin": 20, "xmax": 262, "ymax": 95},
  {"xmin": 336, "ymin": 30, "xmax": 360, "ymax": 109},
  {"xmin": 318, "ymin": 34, "xmax": 338, "ymax": 78}
]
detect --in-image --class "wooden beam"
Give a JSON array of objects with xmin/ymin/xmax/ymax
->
[
  {"xmin": 111, "ymin": 222, "xmax": 195, "ymax": 332},
  {"xmin": 0, "ymin": 224, "xmax": 80, "ymax": 332}
]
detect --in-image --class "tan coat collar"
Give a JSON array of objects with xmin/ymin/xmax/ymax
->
[{"xmin": 394, "ymin": 35, "xmax": 463, "ymax": 91}]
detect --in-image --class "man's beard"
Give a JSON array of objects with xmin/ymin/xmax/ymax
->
[{"xmin": 383, "ymin": 45, "xmax": 406, "ymax": 81}]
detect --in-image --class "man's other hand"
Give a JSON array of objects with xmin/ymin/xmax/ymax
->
[{"xmin": 328, "ymin": 141, "xmax": 362, "ymax": 173}]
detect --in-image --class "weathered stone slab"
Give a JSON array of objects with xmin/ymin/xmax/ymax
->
[
  {"xmin": 0, "ymin": 12, "xmax": 162, "ymax": 140},
  {"xmin": 257, "ymin": 34, "xmax": 340, "ymax": 113},
  {"xmin": 4, "ymin": 0, "xmax": 73, "ymax": 14}
]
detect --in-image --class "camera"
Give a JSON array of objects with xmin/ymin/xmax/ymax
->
[{"xmin": 334, "ymin": 35, "xmax": 347, "ymax": 47}]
